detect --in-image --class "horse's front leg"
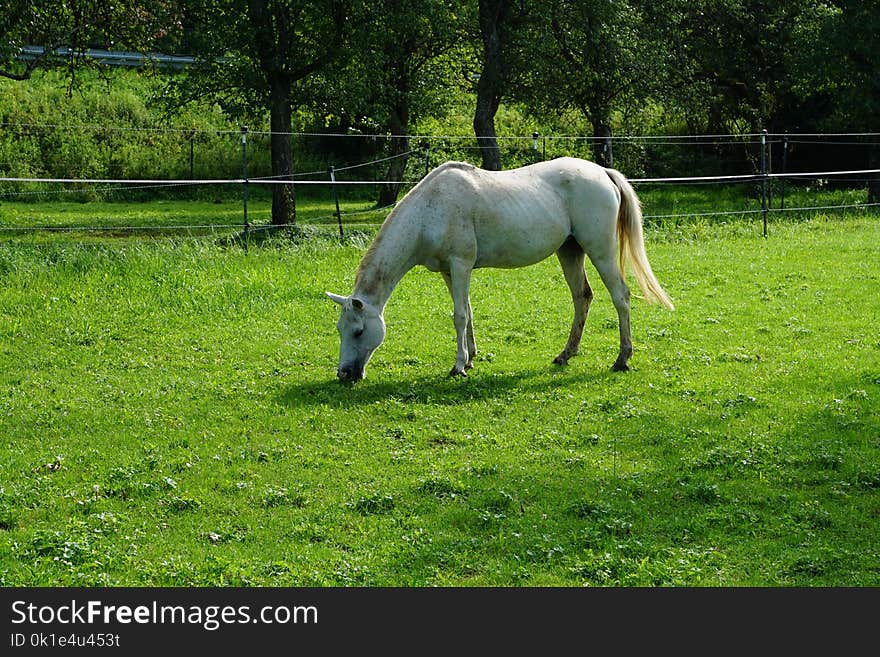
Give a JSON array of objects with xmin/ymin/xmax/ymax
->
[
  {"xmin": 443, "ymin": 264, "xmax": 474, "ymax": 377},
  {"xmin": 444, "ymin": 272, "xmax": 477, "ymax": 370}
]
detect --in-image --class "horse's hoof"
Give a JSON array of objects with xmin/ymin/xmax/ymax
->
[
  {"xmin": 612, "ymin": 361, "xmax": 629, "ymax": 372},
  {"xmin": 449, "ymin": 367, "xmax": 467, "ymax": 377},
  {"xmin": 553, "ymin": 355, "xmax": 568, "ymax": 366},
  {"xmin": 464, "ymin": 362, "xmax": 474, "ymax": 370}
]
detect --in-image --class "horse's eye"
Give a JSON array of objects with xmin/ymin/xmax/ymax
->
[{"xmin": 353, "ymin": 328, "xmax": 364, "ymax": 339}]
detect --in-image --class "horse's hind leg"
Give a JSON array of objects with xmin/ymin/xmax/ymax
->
[
  {"xmin": 464, "ymin": 298, "xmax": 476, "ymax": 368},
  {"xmin": 589, "ymin": 254, "xmax": 632, "ymax": 371},
  {"xmin": 554, "ymin": 237, "xmax": 593, "ymax": 366}
]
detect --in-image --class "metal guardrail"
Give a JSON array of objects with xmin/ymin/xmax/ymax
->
[{"xmin": 16, "ymin": 46, "xmax": 196, "ymax": 70}]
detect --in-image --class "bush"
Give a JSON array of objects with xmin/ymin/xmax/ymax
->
[{"xmin": 0, "ymin": 69, "xmax": 253, "ymax": 203}]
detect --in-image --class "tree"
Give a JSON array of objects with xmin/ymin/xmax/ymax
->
[
  {"xmin": 371, "ymin": 0, "xmax": 462, "ymax": 206},
  {"xmin": 0, "ymin": 1, "xmax": 173, "ymax": 82},
  {"xmin": 309, "ymin": 0, "xmax": 463, "ymax": 207},
  {"xmin": 166, "ymin": 0, "xmax": 350, "ymax": 227},
  {"xmin": 527, "ymin": 0, "xmax": 667, "ymax": 168},
  {"xmin": 472, "ymin": 0, "xmax": 515, "ymax": 171},
  {"xmin": 822, "ymin": 0, "xmax": 880, "ymax": 203},
  {"xmin": 0, "ymin": 1, "xmax": 350, "ymax": 226},
  {"xmin": 660, "ymin": 1, "xmax": 835, "ymax": 135}
]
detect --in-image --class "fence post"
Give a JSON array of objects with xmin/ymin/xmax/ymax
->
[
  {"xmin": 329, "ymin": 165, "xmax": 343, "ymax": 240},
  {"xmin": 422, "ymin": 140, "xmax": 431, "ymax": 177},
  {"xmin": 767, "ymin": 134, "xmax": 773, "ymax": 209},
  {"xmin": 241, "ymin": 125, "xmax": 249, "ymax": 246},
  {"xmin": 532, "ymin": 132, "xmax": 540, "ymax": 162},
  {"xmin": 761, "ymin": 129, "xmax": 768, "ymax": 238},
  {"xmin": 780, "ymin": 135, "xmax": 789, "ymax": 209},
  {"xmin": 189, "ymin": 129, "xmax": 195, "ymax": 180}
]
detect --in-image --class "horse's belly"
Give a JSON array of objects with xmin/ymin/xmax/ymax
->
[{"xmin": 473, "ymin": 224, "xmax": 569, "ymax": 268}]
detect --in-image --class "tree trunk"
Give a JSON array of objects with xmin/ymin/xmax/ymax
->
[
  {"xmin": 473, "ymin": 0, "xmax": 507, "ymax": 171},
  {"xmin": 474, "ymin": 74, "xmax": 502, "ymax": 171},
  {"xmin": 590, "ymin": 113, "xmax": 613, "ymax": 168},
  {"xmin": 268, "ymin": 73, "xmax": 296, "ymax": 227},
  {"xmin": 377, "ymin": 104, "xmax": 410, "ymax": 207}
]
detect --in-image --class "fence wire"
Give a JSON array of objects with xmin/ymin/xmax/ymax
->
[{"xmin": 0, "ymin": 127, "xmax": 877, "ymax": 234}]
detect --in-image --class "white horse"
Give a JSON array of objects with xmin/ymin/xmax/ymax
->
[{"xmin": 327, "ymin": 156, "xmax": 673, "ymax": 381}]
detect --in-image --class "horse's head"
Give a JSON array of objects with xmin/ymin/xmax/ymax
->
[{"xmin": 326, "ymin": 292, "xmax": 386, "ymax": 382}]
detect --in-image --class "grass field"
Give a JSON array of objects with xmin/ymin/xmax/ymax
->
[
  {"xmin": 0, "ymin": 195, "xmax": 878, "ymax": 586},
  {"xmin": 0, "ymin": 182, "xmax": 868, "ymax": 236}
]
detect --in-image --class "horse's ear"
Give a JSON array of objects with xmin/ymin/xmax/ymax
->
[
  {"xmin": 351, "ymin": 297, "xmax": 364, "ymax": 310},
  {"xmin": 326, "ymin": 292, "xmax": 347, "ymax": 306}
]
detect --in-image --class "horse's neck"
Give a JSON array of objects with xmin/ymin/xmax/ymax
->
[{"xmin": 353, "ymin": 216, "xmax": 418, "ymax": 312}]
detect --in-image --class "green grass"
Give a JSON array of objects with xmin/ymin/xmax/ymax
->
[
  {"xmin": 0, "ymin": 181, "xmax": 867, "ymax": 236},
  {"xmin": 0, "ymin": 199, "xmax": 878, "ymax": 586},
  {"xmin": 0, "ymin": 196, "xmax": 387, "ymax": 237}
]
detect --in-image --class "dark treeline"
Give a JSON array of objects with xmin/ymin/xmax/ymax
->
[{"xmin": 1, "ymin": 1, "xmax": 878, "ymax": 222}]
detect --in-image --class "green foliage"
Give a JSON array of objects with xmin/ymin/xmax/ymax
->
[
  {"xmin": 0, "ymin": 1, "xmax": 174, "ymax": 81},
  {"xmin": 820, "ymin": 0, "xmax": 880, "ymax": 130},
  {"xmin": 3, "ymin": 0, "xmax": 878, "ymax": 146},
  {"xmin": 1, "ymin": 0, "xmax": 878, "ymax": 208},
  {"xmin": 307, "ymin": 0, "xmax": 466, "ymax": 129},
  {"xmin": 524, "ymin": 1, "xmax": 666, "ymax": 122},
  {"xmin": 0, "ymin": 69, "xmax": 270, "ymax": 202}
]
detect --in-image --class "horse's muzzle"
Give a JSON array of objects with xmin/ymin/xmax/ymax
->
[{"xmin": 337, "ymin": 365, "xmax": 364, "ymax": 382}]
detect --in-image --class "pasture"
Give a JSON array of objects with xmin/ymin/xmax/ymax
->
[{"xmin": 0, "ymin": 199, "xmax": 878, "ymax": 586}]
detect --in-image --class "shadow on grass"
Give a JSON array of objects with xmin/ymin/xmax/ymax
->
[
  {"xmin": 365, "ymin": 374, "xmax": 880, "ymax": 585},
  {"xmin": 216, "ymin": 223, "xmax": 376, "ymax": 249},
  {"xmin": 276, "ymin": 363, "xmax": 618, "ymax": 409}
]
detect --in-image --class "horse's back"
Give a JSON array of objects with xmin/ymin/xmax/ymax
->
[
  {"xmin": 434, "ymin": 157, "xmax": 619, "ymax": 223},
  {"xmin": 411, "ymin": 157, "xmax": 621, "ymax": 270}
]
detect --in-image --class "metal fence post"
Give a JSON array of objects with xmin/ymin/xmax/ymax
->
[
  {"xmin": 761, "ymin": 129, "xmax": 768, "ymax": 238},
  {"xmin": 189, "ymin": 129, "xmax": 196, "ymax": 180},
  {"xmin": 781, "ymin": 135, "xmax": 789, "ymax": 209},
  {"xmin": 329, "ymin": 165, "xmax": 343, "ymax": 240},
  {"xmin": 240, "ymin": 126, "xmax": 249, "ymax": 246},
  {"xmin": 532, "ymin": 132, "xmax": 540, "ymax": 162},
  {"xmin": 423, "ymin": 140, "xmax": 431, "ymax": 177}
]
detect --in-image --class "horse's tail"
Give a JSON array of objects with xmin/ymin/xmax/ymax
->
[{"xmin": 605, "ymin": 168, "xmax": 674, "ymax": 310}]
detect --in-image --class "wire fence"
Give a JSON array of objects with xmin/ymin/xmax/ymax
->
[{"xmin": 0, "ymin": 124, "xmax": 877, "ymax": 237}]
